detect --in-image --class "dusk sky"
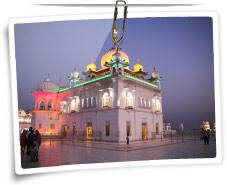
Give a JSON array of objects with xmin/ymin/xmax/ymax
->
[{"xmin": 14, "ymin": 17, "xmax": 215, "ymax": 129}]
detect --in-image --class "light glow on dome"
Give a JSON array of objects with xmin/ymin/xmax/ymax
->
[
  {"xmin": 86, "ymin": 63, "xmax": 97, "ymax": 71},
  {"xmin": 100, "ymin": 49, "xmax": 130, "ymax": 68},
  {"xmin": 133, "ymin": 64, "xmax": 143, "ymax": 72}
]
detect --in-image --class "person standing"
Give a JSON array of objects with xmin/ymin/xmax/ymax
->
[
  {"xmin": 206, "ymin": 129, "xmax": 210, "ymax": 145},
  {"xmin": 35, "ymin": 130, "xmax": 42, "ymax": 161},
  {"xmin": 201, "ymin": 128, "xmax": 207, "ymax": 145},
  {"xmin": 27, "ymin": 127, "xmax": 35, "ymax": 155},
  {"xmin": 20, "ymin": 130, "xmax": 27, "ymax": 155}
]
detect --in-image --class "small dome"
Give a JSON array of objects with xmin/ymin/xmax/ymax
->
[
  {"xmin": 86, "ymin": 63, "xmax": 96, "ymax": 71},
  {"xmin": 37, "ymin": 75, "xmax": 59, "ymax": 92},
  {"xmin": 133, "ymin": 64, "xmax": 143, "ymax": 72},
  {"xmin": 100, "ymin": 48, "xmax": 130, "ymax": 68},
  {"xmin": 70, "ymin": 68, "xmax": 80, "ymax": 78}
]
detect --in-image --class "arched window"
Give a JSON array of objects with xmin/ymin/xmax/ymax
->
[
  {"xmin": 102, "ymin": 92, "xmax": 111, "ymax": 108},
  {"xmin": 47, "ymin": 101, "xmax": 52, "ymax": 110},
  {"xmin": 126, "ymin": 92, "xmax": 134, "ymax": 108},
  {"xmin": 90, "ymin": 97, "xmax": 93, "ymax": 107},
  {"xmin": 39, "ymin": 101, "xmax": 45, "ymax": 110},
  {"xmin": 152, "ymin": 98, "xmax": 162, "ymax": 112},
  {"xmin": 70, "ymin": 99, "xmax": 76, "ymax": 112},
  {"xmin": 148, "ymin": 100, "xmax": 151, "ymax": 108},
  {"xmin": 81, "ymin": 99, "xmax": 84, "ymax": 108},
  {"xmin": 93, "ymin": 97, "xmax": 96, "ymax": 107},
  {"xmin": 60, "ymin": 102, "xmax": 68, "ymax": 113},
  {"xmin": 87, "ymin": 98, "xmax": 90, "ymax": 108}
]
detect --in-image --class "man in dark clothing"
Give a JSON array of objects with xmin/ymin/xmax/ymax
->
[
  {"xmin": 20, "ymin": 130, "xmax": 27, "ymax": 155},
  {"xmin": 206, "ymin": 129, "xmax": 210, "ymax": 145},
  {"xmin": 35, "ymin": 130, "xmax": 42, "ymax": 161},
  {"xmin": 27, "ymin": 127, "xmax": 35, "ymax": 155}
]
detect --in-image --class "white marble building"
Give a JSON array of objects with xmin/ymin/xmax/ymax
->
[{"xmin": 31, "ymin": 49, "xmax": 164, "ymax": 143}]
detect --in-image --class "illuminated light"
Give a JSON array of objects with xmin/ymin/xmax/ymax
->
[
  {"xmin": 86, "ymin": 63, "xmax": 97, "ymax": 71},
  {"xmin": 133, "ymin": 64, "xmax": 144, "ymax": 72},
  {"xmin": 125, "ymin": 74, "xmax": 159, "ymax": 89},
  {"xmin": 102, "ymin": 92, "xmax": 112, "ymax": 107},
  {"xmin": 113, "ymin": 27, "xmax": 118, "ymax": 34},
  {"xmin": 59, "ymin": 73, "xmax": 112, "ymax": 92},
  {"xmin": 117, "ymin": 99, "xmax": 120, "ymax": 106},
  {"xmin": 126, "ymin": 92, "xmax": 134, "ymax": 108}
]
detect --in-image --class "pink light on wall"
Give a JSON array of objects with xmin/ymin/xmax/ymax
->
[{"xmin": 32, "ymin": 91, "xmax": 67, "ymax": 111}]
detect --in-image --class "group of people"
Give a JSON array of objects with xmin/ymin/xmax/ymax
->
[
  {"xmin": 201, "ymin": 128, "xmax": 210, "ymax": 145},
  {"xmin": 20, "ymin": 127, "xmax": 41, "ymax": 162}
]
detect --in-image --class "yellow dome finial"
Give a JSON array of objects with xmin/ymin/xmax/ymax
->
[
  {"xmin": 86, "ymin": 63, "xmax": 96, "ymax": 71},
  {"xmin": 133, "ymin": 58, "xmax": 143, "ymax": 72}
]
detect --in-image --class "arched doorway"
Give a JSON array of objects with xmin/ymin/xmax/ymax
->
[
  {"xmin": 86, "ymin": 122, "xmax": 93, "ymax": 140},
  {"xmin": 141, "ymin": 123, "xmax": 148, "ymax": 140}
]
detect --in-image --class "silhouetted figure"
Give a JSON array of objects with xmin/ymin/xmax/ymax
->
[
  {"xmin": 20, "ymin": 130, "xmax": 27, "ymax": 155},
  {"xmin": 201, "ymin": 128, "xmax": 209, "ymax": 145},
  {"xmin": 126, "ymin": 136, "xmax": 129, "ymax": 145},
  {"xmin": 27, "ymin": 127, "xmax": 35, "ymax": 155},
  {"xmin": 35, "ymin": 130, "xmax": 42, "ymax": 161},
  {"xmin": 206, "ymin": 129, "xmax": 210, "ymax": 145}
]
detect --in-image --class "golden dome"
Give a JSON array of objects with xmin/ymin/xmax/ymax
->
[
  {"xmin": 100, "ymin": 49, "xmax": 130, "ymax": 68},
  {"xmin": 133, "ymin": 64, "xmax": 143, "ymax": 72},
  {"xmin": 86, "ymin": 63, "xmax": 96, "ymax": 71}
]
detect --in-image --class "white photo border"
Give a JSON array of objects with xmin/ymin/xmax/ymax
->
[{"xmin": 8, "ymin": 11, "xmax": 221, "ymax": 175}]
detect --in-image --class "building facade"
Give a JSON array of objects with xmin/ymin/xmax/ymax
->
[
  {"xmin": 18, "ymin": 109, "xmax": 32, "ymax": 133},
  {"xmin": 31, "ymin": 49, "xmax": 164, "ymax": 143}
]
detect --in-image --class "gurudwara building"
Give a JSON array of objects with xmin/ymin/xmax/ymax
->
[{"xmin": 31, "ymin": 49, "xmax": 164, "ymax": 143}]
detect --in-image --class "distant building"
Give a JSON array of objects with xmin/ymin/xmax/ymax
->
[
  {"xmin": 18, "ymin": 109, "xmax": 32, "ymax": 132},
  {"xmin": 163, "ymin": 123, "xmax": 176, "ymax": 135}
]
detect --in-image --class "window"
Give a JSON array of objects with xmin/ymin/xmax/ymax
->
[
  {"xmin": 105, "ymin": 121, "xmax": 110, "ymax": 136},
  {"xmin": 126, "ymin": 121, "xmax": 131, "ymax": 136},
  {"xmin": 102, "ymin": 92, "xmax": 112, "ymax": 108},
  {"xmin": 70, "ymin": 99, "xmax": 76, "ymax": 112},
  {"xmin": 140, "ymin": 97, "xmax": 143, "ymax": 107},
  {"xmin": 50, "ymin": 124, "xmax": 55, "ymax": 129},
  {"xmin": 93, "ymin": 97, "xmax": 96, "ymax": 107},
  {"xmin": 60, "ymin": 102, "xmax": 68, "ymax": 113},
  {"xmin": 81, "ymin": 99, "xmax": 84, "ymax": 108},
  {"xmin": 39, "ymin": 101, "xmax": 45, "ymax": 110},
  {"xmin": 47, "ymin": 101, "xmax": 52, "ymax": 110},
  {"xmin": 138, "ymin": 97, "xmax": 141, "ymax": 107},
  {"xmin": 91, "ymin": 97, "xmax": 93, "ymax": 107},
  {"xmin": 148, "ymin": 100, "xmax": 151, "ymax": 108},
  {"xmin": 86, "ymin": 98, "xmax": 89, "ymax": 107},
  {"xmin": 72, "ymin": 125, "xmax": 76, "ymax": 136},
  {"xmin": 126, "ymin": 92, "xmax": 134, "ymax": 108},
  {"xmin": 152, "ymin": 98, "xmax": 162, "ymax": 112},
  {"xmin": 39, "ymin": 123, "xmax": 42, "ymax": 129},
  {"xmin": 156, "ymin": 123, "xmax": 159, "ymax": 134}
]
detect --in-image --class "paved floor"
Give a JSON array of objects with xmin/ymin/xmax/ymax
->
[{"xmin": 21, "ymin": 139, "xmax": 216, "ymax": 169}]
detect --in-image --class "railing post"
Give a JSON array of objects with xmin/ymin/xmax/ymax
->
[
  {"xmin": 161, "ymin": 131, "xmax": 162, "ymax": 142},
  {"xmin": 182, "ymin": 131, "xmax": 184, "ymax": 143}
]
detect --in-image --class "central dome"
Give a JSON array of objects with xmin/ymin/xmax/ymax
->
[
  {"xmin": 100, "ymin": 48, "xmax": 130, "ymax": 68},
  {"xmin": 37, "ymin": 75, "xmax": 59, "ymax": 92}
]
